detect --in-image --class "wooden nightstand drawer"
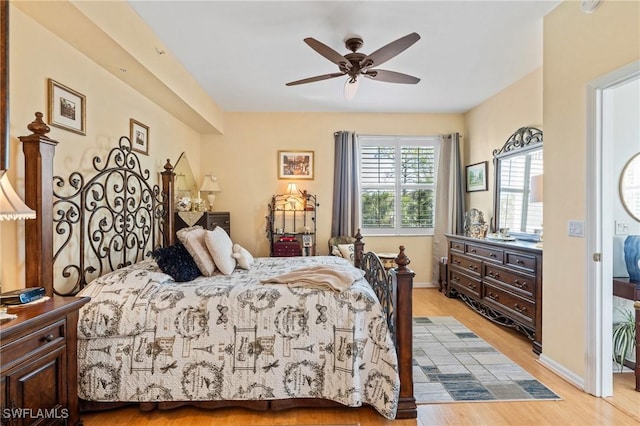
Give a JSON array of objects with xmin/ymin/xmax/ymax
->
[
  {"xmin": 207, "ymin": 212, "xmax": 231, "ymax": 235},
  {"xmin": 449, "ymin": 239, "xmax": 465, "ymax": 253},
  {"xmin": 0, "ymin": 319, "xmax": 65, "ymax": 372}
]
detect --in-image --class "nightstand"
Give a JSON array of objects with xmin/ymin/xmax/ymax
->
[
  {"xmin": 1, "ymin": 295, "xmax": 90, "ymax": 426},
  {"xmin": 175, "ymin": 211, "xmax": 231, "ymax": 237}
]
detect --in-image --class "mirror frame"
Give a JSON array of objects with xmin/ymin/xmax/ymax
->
[
  {"xmin": 619, "ymin": 152, "xmax": 640, "ymax": 222},
  {"xmin": 492, "ymin": 127, "xmax": 543, "ymax": 236}
]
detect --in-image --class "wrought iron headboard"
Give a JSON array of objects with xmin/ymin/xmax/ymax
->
[
  {"xmin": 361, "ymin": 251, "xmax": 396, "ymax": 338},
  {"xmin": 52, "ymin": 137, "xmax": 172, "ymax": 295}
]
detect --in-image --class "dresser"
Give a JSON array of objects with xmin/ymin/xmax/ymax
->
[
  {"xmin": 445, "ymin": 234, "xmax": 543, "ymax": 354},
  {"xmin": 175, "ymin": 211, "xmax": 231, "ymax": 237},
  {"xmin": 1, "ymin": 296, "xmax": 90, "ymax": 425},
  {"xmin": 272, "ymin": 240, "xmax": 302, "ymax": 257}
]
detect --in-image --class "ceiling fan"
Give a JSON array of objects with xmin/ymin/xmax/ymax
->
[{"xmin": 286, "ymin": 32, "xmax": 421, "ymax": 99}]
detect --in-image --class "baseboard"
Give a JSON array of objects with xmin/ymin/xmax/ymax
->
[
  {"xmin": 413, "ymin": 282, "xmax": 435, "ymax": 289},
  {"xmin": 538, "ymin": 353, "xmax": 585, "ymax": 391}
]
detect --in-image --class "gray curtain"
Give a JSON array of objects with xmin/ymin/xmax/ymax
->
[
  {"xmin": 432, "ymin": 133, "xmax": 465, "ymax": 284},
  {"xmin": 331, "ymin": 131, "xmax": 360, "ymax": 238}
]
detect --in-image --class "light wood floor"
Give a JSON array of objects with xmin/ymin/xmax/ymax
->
[{"xmin": 81, "ymin": 288, "xmax": 640, "ymax": 425}]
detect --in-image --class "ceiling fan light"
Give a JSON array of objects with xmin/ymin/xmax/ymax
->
[{"xmin": 344, "ymin": 77, "xmax": 359, "ymax": 100}]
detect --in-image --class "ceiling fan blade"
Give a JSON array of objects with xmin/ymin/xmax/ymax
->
[
  {"xmin": 363, "ymin": 69, "xmax": 420, "ymax": 84},
  {"xmin": 361, "ymin": 32, "xmax": 420, "ymax": 69},
  {"xmin": 285, "ymin": 72, "xmax": 345, "ymax": 86},
  {"xmin": 304, "ymin": 37, "xmax": 351, "ymax": 67}
]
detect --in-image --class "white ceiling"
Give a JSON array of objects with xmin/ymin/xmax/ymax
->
[{"xmin": 127, "ymin": 1, "xmax": 561, "ymax": 114}]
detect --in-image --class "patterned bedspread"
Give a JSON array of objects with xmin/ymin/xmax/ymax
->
[{"xmin": 76, "ymin": 256, "xmax": 399, "ymax": 419}]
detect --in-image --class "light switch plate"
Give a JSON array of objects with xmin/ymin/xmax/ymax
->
[
  {"xmin": 615, "ymin": 220, "xmax": 629, "ymax": 235},
  {"xmin": 568, "ymin": 220, "xmax": 585, "ymax": 237}
]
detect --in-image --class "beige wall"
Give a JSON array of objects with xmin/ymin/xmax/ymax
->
[
  {"xmin": 543, "ymin": 0, "xmax": 639, "ymax": 377},
  {"xmin": 464, "ymin": 68, "xmax": 543, "ymax": 225},
  {"xmin": 0, "ymin": 5, "xmax": 202, "ymax": 291},
  {"xmin": 200, "ymin": 112, "xmax": 464, "ymax": 285}
]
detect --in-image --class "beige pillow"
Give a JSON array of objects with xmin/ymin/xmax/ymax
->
[
  {"xmin": 232, "ymin": 243, "xmax": 254, "ymax": 270},
  {"xmin": 338, "ymin": 243, "xmax": 355, "ymax": 264},
  {"xmin": 176, "ymin": 226, "xmax": 216, "ymax": 276},
  {"xmin": 205, "ymin": 227, "xmax": 236, "ymax": 275}
]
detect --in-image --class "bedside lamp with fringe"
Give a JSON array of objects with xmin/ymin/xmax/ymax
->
[{"xmin": 0, "ymin": 170, "xmax": 35, "ymax": 221}]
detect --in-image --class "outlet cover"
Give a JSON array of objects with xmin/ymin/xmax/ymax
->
[
  {"xmin": 568, "ymin": 220, "xmax": 585, "ymax": 237},
  {"xmin": 615, "ymin": 220, "xmax": 629, "ymax": 235}
]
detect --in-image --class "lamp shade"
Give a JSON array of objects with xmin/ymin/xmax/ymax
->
[
  {"xmin": 286, "ymin": 183, "xmax": 298, "ymax": 195},
  {"xmin": 344, "ymin": 76, "xmax": 359, "ymax": 100},
  {"xmin": 0, "ymin": 172, "xmax": 36, "ymax": 221},
  {"xmin": 200, "ymin": 175, "xmax": 220, "ymax": 192},
  {"xmin": 529, "ymin": 174, "xmax": 543, "ymax": 203}
]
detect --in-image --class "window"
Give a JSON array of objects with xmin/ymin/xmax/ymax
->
[{"xmin": 359, "ymin": 135, "xmax": 440, "ymax": 235}]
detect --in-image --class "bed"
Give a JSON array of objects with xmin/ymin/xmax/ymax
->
[{"xmin": 18, "ymin": 113, "xmax": 417, "ymax": 419}]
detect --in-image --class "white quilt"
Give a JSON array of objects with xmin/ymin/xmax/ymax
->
[{"xmin": 76, "ymin": 256, "xmax": 399, "ymax": 419}]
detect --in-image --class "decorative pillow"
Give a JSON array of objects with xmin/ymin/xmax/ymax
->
[
  {"xmin": 176, "ymin": 226, "xmax": 216, "ymax": 276},
  {"xmin": 331, "ymin": 245, "xmax": 342, "ymax": 257},
  {"xmin": 338, "ymin": 243, "xmax": 355, "ymax": 264},
  {"xmin": 204, "ymin": 227, "xmax": 236, "ymax": 275},
  {"xmin": 232, "ymin": 243, "xmax": 255, "ymax": 270},
  {"xmin": 151, "ymin": 244, "xmax": 201, "ymax": 282}
]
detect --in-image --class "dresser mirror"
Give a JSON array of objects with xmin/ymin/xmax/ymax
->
[
  {"xmin": 173, "ymin": 152, "xmax": 197, "ymax": 209},
  {"xmin": 619, "ymin": 152, "xmax": 640, "ymax": 222},
  {"xmin": 492, "ymin": 127, "xmax": 543, "ymax": 240}
]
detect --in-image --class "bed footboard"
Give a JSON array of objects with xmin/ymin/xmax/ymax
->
[{"xmin": 360, "ymin": 245, "xmax": 416, "ymax": 419}]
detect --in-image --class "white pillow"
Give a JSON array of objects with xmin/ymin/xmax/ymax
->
[
  {"xmin": 205, "ymin": 227, "xmax": 236, "ymax": 275},
  {"xmin": 331, "ymin": 245, "xmax": 342, "ymax": 257},
  {"xmin": 176, "ymin": 226, "xmax": 216, "ymax": 276},
  {"xmin": 338, "ymin": 243, "xmax": 355, "ymax": 264},
  {"xmin": 232, "ymin": 243, "xmax": 254, "ymax": 270}
]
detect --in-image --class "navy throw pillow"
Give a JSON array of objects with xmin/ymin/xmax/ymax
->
[{"xmin": 152, "ymin": 243, "xmax": 201, "ymax": 282}]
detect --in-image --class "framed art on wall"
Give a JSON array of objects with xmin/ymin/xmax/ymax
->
[
  {"xmin": 47, "ymin": 79, "xmax": 86, "ymax": 135},
  {"xmin": 130, "ymin": 118, "xmax": 149, "ymax": 155},
  {"xmin": 278, "ymin": 150, "xmax": 314, "ymax": 180},
  {"xmin": 465, "ymin": 161, "xmax": 488, "ymax": 192}
]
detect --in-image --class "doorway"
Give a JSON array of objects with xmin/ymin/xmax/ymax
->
[{"xmin": 586, "ymin": 60, "xmax": 640, "ymax": 397}]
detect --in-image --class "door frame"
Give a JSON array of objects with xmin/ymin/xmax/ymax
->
[{"xmin": 585, "ymin": 60, "xmax": 640, "ymax": 396}]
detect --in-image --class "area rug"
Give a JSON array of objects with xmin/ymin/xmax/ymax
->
[{"xmin": 413, "ymin": 316, "xmax": 561, "ymax": 403}]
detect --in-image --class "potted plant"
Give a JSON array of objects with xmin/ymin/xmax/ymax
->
[{"xmin": 612, "ymin": 307, "xmax": 636, "ymax": 372}]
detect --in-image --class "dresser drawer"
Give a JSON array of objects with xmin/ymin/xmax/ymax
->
[
  {"xmin": 484, "ymin": 263, "xmax": 535, "ymax": 300},
  {"xmin": 466, "ymin": 243, "xmax": 503, "ymax": 263},
  {"xmin": 449, "ymin": 239, "xmax": 465, "ymax": 253},
  {"xmin": 505, "ymin": 251, "xmax": 537, "ymax": 273},
  {"xmin": 0, "ymin": 319, "xmax": 66, "ymax": 372},
  {"xmin": 449, "ymin": 270, "xmax": 481, "ymax": 298},
  {"xmin": 449, "ymin": 253, "xmax": 481, "ymax": 277},
  {"xmin": 483, "ymin": 283, "xmax": 535, "ymax": 325},
  {"xmin": 273, "ymin": 241, "xmax": 301, "ymax": 257}
]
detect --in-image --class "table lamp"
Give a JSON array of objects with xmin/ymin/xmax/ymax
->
[{"xmin": 200, "ymin": 174, "xmax": 221, "ymax": 211}]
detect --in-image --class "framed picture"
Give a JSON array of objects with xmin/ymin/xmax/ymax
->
[
  {"xmin": 466, "ymin": 161, "xmax": 488, "ymax": 192},
  {"xmin": 47, "ymin": 79, "xmax": 86, "ymax": 135},
  {"xmin": 130, "ymin": 118, "xmax": 149, "ymax": 155},
  {"xmin": 278, "ymin": 150, "xmax": 314, "ymax": 180}
]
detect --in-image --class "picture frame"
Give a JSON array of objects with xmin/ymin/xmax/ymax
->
[
  {"xmin": 130, "ymin": 118, "xmax": 149, "ymax": 155},
  {"xmin": 278, "ymin": 150, "xmax": 314, "ymax": 180},
  {"xmin": 465, "ymin": 161, "xmax": 488, "ymax": 192},
  {"xmin": 47, "ymin": 79, "xmax": 86, "ymax": 135}
]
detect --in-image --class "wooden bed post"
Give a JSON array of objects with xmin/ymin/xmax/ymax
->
[
  {"xmin": 19, "ymin": 112, "xmax": 57, "ymax": 295},
  {"xmin": 391, "ymin": 245, "xmax": 417, "ymax": 419},
  {"xmin": 353, "ymin": 229, "xmax": 364, "ymax": 268},
  {"xmin": 161, "ymin": 158, "xmax": 175, "ymax": 247}
]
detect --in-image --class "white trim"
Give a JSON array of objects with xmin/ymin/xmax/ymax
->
[
  {"xmin": 538, "ymin": 354, "xmax": 585, "ymax": 391},
  {"xmin": 585, "ymin": 60, "xmax": 640, "ymax": 397},
  {"xmin": 413, "ymin": 282, "xmax": 435, "ymax": 289}
]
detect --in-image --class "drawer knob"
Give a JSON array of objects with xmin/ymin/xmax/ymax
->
[
  {"xmin": 487, "ymin": 292, "xmax": 499, "ymax": 301},
  {"xmin": 514, "ymin": 304, "xmax": 528, "ymax": 314},
  {"xmin": 467, "ymin": 283, "xmax": 476, "ymax": 290},
  {"xmin": 470, "ymin": 248, "xmax": 477, "ymax": 253},
  {"xmin": 488, "ymin": 271, "xmax": 499, "ymax": 278},
  {"xmin": 490, "ymin": 252, "xmax": 496, "ymax": 258},
  {"xmin": 43, "ymin": 334, "xmax": 54, "ymax": 342},
  {"xmin": 513, "ymin": 279, "xmax": 527, "ymax": 288},
  {"xmin": 516, "ymin": 259, "xmax": 524, "ymax": 264}
]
